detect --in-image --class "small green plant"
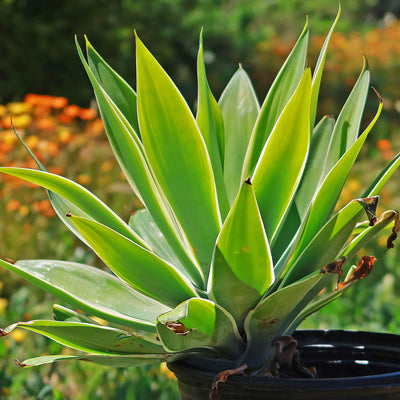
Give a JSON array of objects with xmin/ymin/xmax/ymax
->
[{"xmin": 1, "ymin": 7, "xmax": 399, "ymax": 380}]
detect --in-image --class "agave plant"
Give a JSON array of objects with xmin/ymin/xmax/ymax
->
[{"xmin": 1, "ymin": 8, "xmax": 400, "ymax": 381}]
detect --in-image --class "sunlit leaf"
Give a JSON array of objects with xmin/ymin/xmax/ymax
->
[
  {"xmin": 219, "ymin": 66, "xmax": 260, "ymax": 204},
  {"xmin": 136, "ymin": 34, "xmax": 221, "ymax": 274}
]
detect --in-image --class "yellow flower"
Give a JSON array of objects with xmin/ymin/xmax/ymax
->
[
  {"xmin": 77, "ymin": 174, "xmax": 91, "ymax": 185},
  {"xmin": 7, "ymin": 102, "xmax": 32, "ymax": 115},
  {"xmin": 0, "ymin": 298, "xmax": 8, "ymax": 314},
  {"xmin": 10, "ymin": 328, "xmax": 27, "ymax": 343},
  {"xmin": 11, "ymin": 114, "xmax": 33, "ymax": 129},
  {"xmin": 19, "ymin": 205, "xmax": 30, "ymax": 216}
]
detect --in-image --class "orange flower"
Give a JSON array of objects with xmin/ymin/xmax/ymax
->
[
  {"xmin": 79, "ymin": 107, "xmax": 97, "ymax": 120},
  {"xmin": 33, "ymin": 199, "xmax": 56, "ymax": 217},
  {"xmin": 63, "ymin": 105, "xmax": 81, "ymax": 118},
  {"xmin": 6, "ymin": 199, "xmax": 21, "ymax": 212},
  {"xmin": 57, "ymin": 113, "xmax": 74, "ymax": 125},
  {"xmin": 376, "ymin": 139, "xmax": 392, "ymax": 151},
  {"xmin": 52, "ymin": 97, "xmax": 68, "ymax": 109},
  {"xmin": 35, "ymin": 117, "xmax": 57, "ymax": 132},
  {"xmin": 46, "ymin": 141, "xmax": 60, "ymax": 157},
  {"xmin": 1, "ymin": 116, "xmax": 12, "ymax": 129}
]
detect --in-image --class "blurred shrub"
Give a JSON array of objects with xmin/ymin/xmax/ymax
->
[{"xmin": 1, "ymin": 0, "xmax": 399, "ymax": 106}]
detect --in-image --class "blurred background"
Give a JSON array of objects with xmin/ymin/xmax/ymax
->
[{"xmin": 1, "ymin": 0, "xmax": 400, "ymax": 398}]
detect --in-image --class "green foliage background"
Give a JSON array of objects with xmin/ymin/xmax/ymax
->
[{"xmin": 1, "ymin": 0, "xmax": 399, "ymax": 105}]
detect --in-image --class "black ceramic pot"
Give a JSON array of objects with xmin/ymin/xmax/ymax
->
[{"xmin": 167, "ymin": 330, "xmax": 400, "ymax": 400}]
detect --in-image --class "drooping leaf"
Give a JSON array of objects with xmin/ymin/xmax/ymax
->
[
  {"xmin": 252, "ymin": 68, "xmax": 311, "ymax": 242},
  {"xmin": 196, "ymin": 31, "xmax": 229, "ymax": 218},
  {"xmin": 219, "ymin": 66, "xmax": 260, "ymax": 204},
  {"xmin": 0, "ymin": 258, "xmax": 167, "ymax": 332},
  {"xmin": 157, "ymin": 298, "xmax": 244, "ymax": 359},
  {"xmin": 242, "ymin": 20, "xmax": 309, "ymax": 178},
  {"xmin": 208, "ymin": 180, "xmax": 274, "ymax": 329},
  {"xmin": 16, "ymin": 353, "xmax": 187, "ymax": 368},
  {"xmin": 343, "ymin": 210, "xmax": 399, "ymax": 260},
  {"xmin": 2, "ymin": 320, "xmax": 163, "ymax": 354},
  {"xmin": 0, "ymin": 167, "xmax": 143, "ymax": 246},
  {"xmin": 68, "ymin": 215, "xmax": 198, "ymax": 307},
  {"xmin": 136, "ymin": 34, "xmax": 221, "ymax": 274}
]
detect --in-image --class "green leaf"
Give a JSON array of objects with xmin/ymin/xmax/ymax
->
[
  {"xmin": 9, "ymin": 125, "xmax": 91, "ymax": 246},
  {"xmin": 219, "ymin": 66, "xmax": 260, "ymax": 205},
  {"xmin": 243, "ymin": 269, "xmax": 336, "ymax": 367},
  {"xmin": 252, "ymin": 68, "xmax": 312, "ymax": 242},
  {"xmin": 242, "ymin": 20, "xmax": 308, "ymax": 178},
  {"xmin": 0, "ymin": 259, "xmax": 167, "ymax": 332},
  {"xmin": 292, "ymin": 99, "xmax": 382, "ymax": 258},
  {"xmin": 362, "ymin": 151, "xmax": 400, "ymax": 197},
  {"xmin": 271, "ymin": 116, "xmax": 334, "ymax": 261},
  {"xmin": 85, "ymin": 37, "xmax": 140, "ymax": 135},
  {"xmin": 0, "ymin": 167, "xmax": 144, "ymax": 246},
  {"xmin": 52, "ymin": 304, "xmax": 100, "ymax": 324},
  {"xmin": 68, "ymin": 215, "xmax": 198, "ymax": 308},
  {"xmin": 17, "ymin": 353, "xmax": 187, "ymax": 368},
  {"xmin": 157, "ymin": 298, "xmax": 244, "ymax": 359},
  {"xmin": 322, "ymin": 59, "xmax": 370, "ymax": 176},
  {"xmin": 310, "ymin": 5, "xmax": 340, "ymax": 128},
  {"xmin": 280, "ymin": 201, "xmax": 363, "ymax": 285},
  {"xmin": 208, "ymin": 180, "xmax": 274, "ymax": 329},
  {"xmin": 136, "ymin": 34, "xmax": 221, "ymax": 274},
  {"xmin": 129, "ymin": 209, "xmax": 186, "ymax": 276},
  {"xmin": 76, "ymin": 37, "xmax": 203, "ymax": 287},
  {"xmin": 196, "ymin": 31, "xmax": 229, "ymax": 218},
  {"xmin": 343, "ymin": 210, "xmax": 398, "ymax": 260},
  {"xmin": 3, "ymin": 320, "xmax": 163, "ymax": 354}
]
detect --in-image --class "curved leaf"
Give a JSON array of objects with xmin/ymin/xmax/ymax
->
[
  {"xmin": 157, "ymin": 298, "xmax": 244, "ymax": 359},
  {"xmin": 3, "ymin": 320, "xmax": 163, "ymax": 355},
  {"xmin": 68, "ymin": 215, "xmax": 198, "ymax": 308},
  {"xmin": 17, "ymin": 353, "xmax": 187, "ymax": 368},
  {"xmin": 343, "ymin": 210, "xmax": 398, "ymax": 260},
  {"xmin": 0, "ymin": 167, "xmax": 143, "ymax": 246},
  {"xmin": 0, "ymin": 258, "xmax": 167, "ymax": 332}
]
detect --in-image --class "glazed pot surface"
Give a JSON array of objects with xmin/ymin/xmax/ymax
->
[{"xmin": 168, "ymin": 330, "xmax": 400, "ymax": 400}]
